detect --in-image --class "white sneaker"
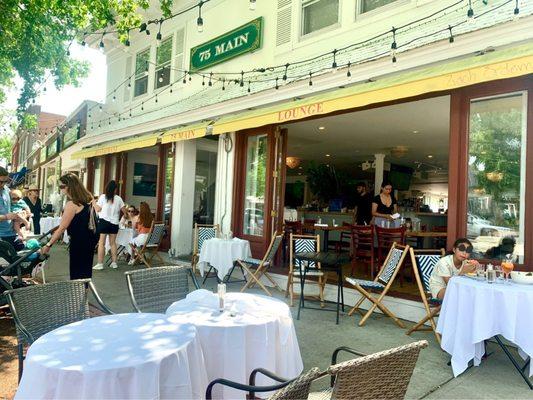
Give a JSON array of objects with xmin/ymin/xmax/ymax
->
[
  {"xmin": 93, "ymin": 263, "xmax": 104, "ymax": 270},
  {"xmin": 110, "ymin": 262, "xmax": 118, "ymax": 269},
  {"xmin": 128, "ymin": 259, "xmax": 135, "ymax": 266}
]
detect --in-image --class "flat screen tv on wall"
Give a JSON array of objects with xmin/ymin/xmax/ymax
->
[
  {"xmin": 132, "ymin": 163, "xmax": 158, "ymax": 197},
  {"xmin": 388, "ymin": 164, "xmax": 413, "ymax": 191}
]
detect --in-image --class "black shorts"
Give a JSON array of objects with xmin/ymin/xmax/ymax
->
[{"xmin": 97, "ymin": 219, "xmax": 119, "ymax": 234}]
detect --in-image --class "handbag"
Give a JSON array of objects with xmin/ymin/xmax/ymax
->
[{"xmin": 88, "ymin": 203, "xmax": 99, "ymax": 234}]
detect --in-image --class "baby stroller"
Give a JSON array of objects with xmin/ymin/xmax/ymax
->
[{"xmin": 0, "ymin": 227, "xmax": 58, "ymax": 307}]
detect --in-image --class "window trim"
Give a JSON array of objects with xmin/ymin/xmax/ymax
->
[
  {"xmin": 300, "ymin": 0, "xmax": 341, "ymax": 40},
  {"xmin": 154, "ymin": 36, "xmax": 173, "ymax": 90},
  {"xmin": 134, "ymin": 47, "xmax": 151, "ymax": 98},
  {"xmin": 355, "ymin": 0, "xmax": 411, "ymax": 22}
]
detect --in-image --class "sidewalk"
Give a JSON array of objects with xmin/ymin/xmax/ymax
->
[{"xmin": 4, "ymin": 244, "xmax": 533, "ymax": 399}]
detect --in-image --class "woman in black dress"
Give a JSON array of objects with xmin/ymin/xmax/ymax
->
[
  {"xmin": 41, "ymin": 173, "xmax": 98, "ymax": 280},
  {"xmin": 23, "ymin": 185, "xmax": 42, "ymax": 234},
  {"xmin": 372, "ymin": 181, "xmax": 399, "ymax": 227}
]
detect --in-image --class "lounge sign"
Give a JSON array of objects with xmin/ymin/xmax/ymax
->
[{"xmin": 189, "ymin": 17, "xmax": 262, "ymax": 72}]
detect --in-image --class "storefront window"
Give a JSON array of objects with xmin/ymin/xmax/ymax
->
[
  {"xmin": 301, "ymin": 0, "xmax": 339, "ymax": 36},
  {"xmin": 243, "ymin": 134, "xmax": 267, "ymax": 236},
  {"xmin": 193, "ymin": 149, "xmax": 217, "ymax": 226},
  {"xmin": 467, "ymin": 93, "xmax": 526, "ymax": 262}
]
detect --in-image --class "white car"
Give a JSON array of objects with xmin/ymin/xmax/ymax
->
[{"xmin": 467, "ymin": 213, "xmax": 512, "ymax": 239}]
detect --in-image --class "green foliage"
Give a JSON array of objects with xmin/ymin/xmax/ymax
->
[
  {"xmin": 245, "ymin": 135, "xmax": 267, "ymax": 199},
  {"xmin": 0, "ymin": 0, "xmax": 174, "ymax": 120},
  {"xmin": 0, "ymin": 133, "xmax": 14, "ymax": 165}
]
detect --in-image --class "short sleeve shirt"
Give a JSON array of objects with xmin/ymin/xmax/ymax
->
[
  {"xmin": 97, "ymin": 194, "xmax": 125, "ymax": 225},
  {"xmin": 428, "ymin": 255, "xmax": 459, "ymax": 297},
  {"xmin": 372, "ymin": 194, "xmax": 397, "ymax": 215},
  {"xmin": 0, "ymin": 185, "xmax": 14, "ymax": 237}
]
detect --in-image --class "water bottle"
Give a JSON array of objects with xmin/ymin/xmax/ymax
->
[
  {"xmin": 217, "ymin": 283, "xmax": 226, "ymax": 312},
  {"xmin": 486, "ymin": 264, "xmax": 495, "ymax": 284}
]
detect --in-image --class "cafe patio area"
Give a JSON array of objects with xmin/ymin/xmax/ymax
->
[{"xmin": 1, "ymin": 245, "xmax": 532, "ymax": 399}]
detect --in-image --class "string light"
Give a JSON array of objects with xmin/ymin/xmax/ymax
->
[
  {"xmin": 514, "ymin": 0, "xmax": 520, "ymax": 18},
  {"xmin": 222, "ymin": 78, "xmax": 226, "ymax": 90},
  {"xmin": 202, "ymin": 75, "xmax": 206, "ymax": 86},
  {"xmin": 208, "ymin": 72, "xmax": 213, "ymax": 86},
  {"xmin": 346, "ymin": 61, "xmax": 352, "ymax": 80},
  {"xmin": 197, "ymin": 1, "xmax": 204, "ymax": 33},
  {"xmin": 155, "ymin": 94, "xmax": 158, "ymax": 103},
  {"xmin": 141, "ymin": 102, "xmax": 144, "ymax": 111},
  {"xmin": 275, "ymin": 77, "xmax": 279, "ymax": 90},
  {"xmin": 247, "ymin": 80, "xmax": 251, "ymax": 93},
  {"xmin": 156, "ymin": 19, "xmax": 163, "ymax": 41},
  {"xmin": 170, "ymin": 83, "xmax": 173, "ymax": 93},
  {"xmin": 331, "ymin": 49, "xmax": 338, "ymax": 70},
  {"xmin": 283, "ymin": 63, "xmax": 289, "ymax": 81},
  {"xmin": 448, "ymin": 25, "xmax": 454, "ymax": 44},
  {"xmin": 249, "ymin": 0, "xmax": 256, "ymax": 11},
  {"xmin": 467, "ymin": 0, "xmax": 476, "ymax": 25},
  {"xmin": 125, "ymin": 31, "xmax": 131, "ymax": 47},
  {"xmin": 183, "ymin": 71, "xmax": 187, "ymax": 84},
  {"xmin": 240, "ymin": 71, "xmax": 244, "ymax": 87},
  {"xmin": 390, "ymin": 27, "xmax": 397, "ymax": 63},
  {"xmin": 308, "ymin": 72, "xmax": 313, "ymax": 87},
  {"xmin": 99, "ymin": 33, "xmax": 105, "ymax": 52}
]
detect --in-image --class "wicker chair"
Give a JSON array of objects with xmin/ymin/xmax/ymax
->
[
  {"xmin": 4, "ymin": 279, "xmax": 112, "ymax": 381},
  {"xmin": 206, "ymin": 367, "xmax": 323, "ymax": 400},
  {"xmin": 125, "ymin": 265, "xmax": 191, "ymax": 313},
  {"xmin": 309, "ymin": 340, "xmax": 428, "ymax": 400}
]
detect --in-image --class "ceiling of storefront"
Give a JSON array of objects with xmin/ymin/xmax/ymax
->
[{"xmin": 283, "ymin": 95, "xmax": 450, "ymax": 175}]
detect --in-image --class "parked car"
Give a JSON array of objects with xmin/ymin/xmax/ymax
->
[{"xmin": 467, "ymin": 213, "xmax": 513, "ymax": 239}]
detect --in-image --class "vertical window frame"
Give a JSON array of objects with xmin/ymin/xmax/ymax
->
[
  {"xmin": 134, "ymin": 47, "xmax": 150, "ymax": 98},
  {"xmin": 300, "ymin": 0, "xmax": 340, "ymax": 38},
  {"xmin": 154, "ymin": 37, "xmax": 173, "ymax": 90}
]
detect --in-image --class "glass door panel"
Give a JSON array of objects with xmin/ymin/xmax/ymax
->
[
  {"xmin": 193, "ymin": 149, "xmax": 217, "ymax": 225},
  {"xmin": 243, "ymin": 134, "xmax": 268, "ymax": 236},
  {"xmin": 467, "ymin": 93, "xmax": 527, "ymax": 262}
]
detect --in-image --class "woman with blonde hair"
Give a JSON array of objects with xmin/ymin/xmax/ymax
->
[
  {"xmin": 41, "ymin": 173, "xmax": 98, "ymax": 280},
  {"xmin": 127, "ymin": 201, "xmax": 153, "ymax": 265}
]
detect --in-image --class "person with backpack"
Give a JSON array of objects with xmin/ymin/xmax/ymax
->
[
  {"xmin": 40, "ymin": 173, "xmax": 98, "ymax": 280},
  {"xmin": 92, "ymin": 180, "xmax": 126, "ymax": 270}
]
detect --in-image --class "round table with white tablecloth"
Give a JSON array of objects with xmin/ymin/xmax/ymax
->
[
  {"xmin": 166, "ymin": 290, "xmax": 304, "ymax": 399},
  {"xmin": 437, "ymin": 276, "xmax": 533, "ymax": 378},
  {"xmin": 37, "ymin": 216, "xmax": 69, "ymax": 243},
  {"xmin": 198, "ymin": 238, "xmax": 252, "ymax": 280},
  {"xmin": 104, "ymin": 227, "xmax": 134, "ymax": 253},
  {"xmin": 15, "ymin": 313, "xmax": 208, "ymax": 400}
]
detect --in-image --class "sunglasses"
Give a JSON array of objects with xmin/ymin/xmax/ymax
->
[
  {"xmin": 128, "ymin": 210, "xmax": 135, "ymax": 213},
  {"xmin": 59, "ymin": 184, "xmax": 67, "ymax": 189},
  {"xmin": 11, "ymin": 197, "xmax": 20, "ymax": 201},
  {"xmin": 457, "ymin": 244, "xmax": 473, "ymax": 253}
]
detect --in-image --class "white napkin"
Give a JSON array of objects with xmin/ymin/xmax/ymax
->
[{"xmin": 185, "ymin": 289, "xmax": 219, "ymax": 308}]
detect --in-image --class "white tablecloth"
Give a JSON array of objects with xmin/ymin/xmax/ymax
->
[
  {"xmin": 166, "ymin": 290, "xmax": 303, "ymax": 399},
  {"xmin": 16, "ymin": 313, "xmax": 208, "ymax": 400},
  {"xmin": 38, "ymin": 216, "xmax": 69, "ymax": 243},
  {"xmin": 437, "ymin": 276, "xmax": 533, "ymax": 377},
  {"xmin": 105, "ymin": 228, "xmax": 134, "ymax": 253},
  {"xmin": 198, "ymin": 238, "xmax": 252, "ymax": 280}
]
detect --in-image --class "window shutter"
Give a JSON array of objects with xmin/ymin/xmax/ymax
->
[
  {"xmin": 276, "ymin": 0, "xmax": 293, "ymax": 47},
  {"xmin": 175, "ymin": 28, "xmax": 185, "ymax": 71},
  {"xmin": 123, "ymin": 56, "xmax": 132, "ymax": 102}
]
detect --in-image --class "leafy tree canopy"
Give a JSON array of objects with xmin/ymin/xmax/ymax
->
[{"xmin": 0, "ymin": 0, "xmax": 174, "ymax": 123}]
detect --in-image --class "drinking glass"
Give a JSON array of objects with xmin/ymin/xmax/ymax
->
[
  {"xmin": 501, "ymin": 255, "xmax": 515, "ymax": 284},
  {"xmin": 475, "ymin": 263, "xmax": 486, "ymax": 279}
]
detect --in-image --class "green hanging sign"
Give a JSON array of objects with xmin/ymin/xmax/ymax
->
[
  {"xmin": 62, "ymin": 125, "xmax": 79, "ymax": 149},
  {"xmin": 189, "ymin": 17, "xmax": 263, "ymax": 72}
]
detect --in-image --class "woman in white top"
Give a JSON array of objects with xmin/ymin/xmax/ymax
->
[
  {"xmin": 92, "ymin": 180, "xmax": 126, "ymax": 270},
  {"xmin": 428, "ymin": 238, "xmax": 478, "ymax": 299}
]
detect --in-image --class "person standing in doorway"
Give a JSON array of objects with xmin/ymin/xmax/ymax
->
[
  {"xmin": 93, "ymin": 180, "xmax": 126, "ymax": 270},
  {"xmin": 40, "ymin": 173, "xmax": 98, "ymax": 280},
  {"xmin": 354, "ymin": 182, "xmax": 372, "ymax": 225},
  {"xmin": 23, "ymin": 185, "xmax": 43, "ymax": 234},
  {"xmin": 0, "ymin": 167, "xmax": 25, "ymax": 251},
  {"xmin": 372, "ymin": 181, "xmax": 398, "ymax": 227}
]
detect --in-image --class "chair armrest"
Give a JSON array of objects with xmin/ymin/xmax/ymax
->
[
  {"xmin": 4, "ymin": 291, "xmax": 36, "ymax": 344},
  {"xmin": 330, "ymin": 346, "xmax": 366, "ymax": 387},
  {"xmin": 249, "ymin": 367, "xmax": 290, "ymax": 385},
  {"xmin": 88, "ymin": 281, "xmax": 114, "ymax": 314},
  {"xmin": 206, "ymin": 378, "xmax": 294, "ymax": 399}
]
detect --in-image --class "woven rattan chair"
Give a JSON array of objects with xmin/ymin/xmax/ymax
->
[
  {"xmin": 4, "ymin": 279, "xmax": 112, "ymax": 381},
  {"xmin": 346, "ymin": 243, "xmax": 409, "ymax": 327},
  {"xmin": 206, "ymin": 367, "xmax": 324, "ymax": 400},
  {"xmin": 125, "ymin": 265, "xmax": 191, "ymax": 313},
  {"xmin": 238, "ymin": 233, "xmax": 283, "ymax": 296},
  {"xmin": 309, "ymin": 340, "xmax": 428, "ymax": 400},
  {"xmin": 406, "ymin": 248, "xmax": 445, "ymax": 344}
]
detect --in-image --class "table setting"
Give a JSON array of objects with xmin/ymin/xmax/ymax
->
[
  {"xmin": 198, "ymin": 237, "xmax": 252, "ymax": 280},
  {"xmin": 437, "ymin": 265, "xmax": 533, "ymax": 389},
  {"xmin": 166, "ymin": 288, "xmax": 304, "ymax": 399},
  {"xmin": 16, "ymin": 313, "xmax": 208, "ymax": 399}
]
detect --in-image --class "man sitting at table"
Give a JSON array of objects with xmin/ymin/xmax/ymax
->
[{"xmin": 429, "ymin": 238, "xmax": 478, "ymax": 300}]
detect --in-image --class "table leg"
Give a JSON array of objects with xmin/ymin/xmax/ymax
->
[
  {"xmin": 336, "ymin": 271, "xmax": 341, "ymax": 325},
  {"xmin": 494, "ymin": 336, "xmax": 533, "ymax": 390},
  {"xmin": 339, "ymin": 266, "xmax": 345, "ymax": 312},
  {"xmin": 297, "ymin": 266, "xmax": 306, "ymax": 320}
]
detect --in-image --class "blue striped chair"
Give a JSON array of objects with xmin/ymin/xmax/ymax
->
[
  {"xmin": 192, "ymin": 223, "xmax": 219, "ymax": 278},
  {"xmin": 346, "ymin": 243, "xmax": 409, "ymax": 327},
  {"xmin": 406, "ymin": 248, "xmax": 445, "ymax": 344}
]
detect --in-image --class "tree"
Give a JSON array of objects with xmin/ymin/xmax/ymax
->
[
  {"xmin": 0, "ymin": 133, "xmax": 14, "ymax": 167},
  {"xmin": 0, "ymin": 0, "xmax": 174, "ymax": 122}
]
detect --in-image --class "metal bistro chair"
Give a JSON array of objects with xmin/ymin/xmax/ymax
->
[
  {"xmin": 192, "ymin": 223, "xmax": 219, "ymax": 278},
  {"xmin": 309, "ymin": 340, "xmax": 428, "ymax": 400},
  {"xmin": 5, "ymin": 279, "xmax": 113, "ymax": 381},
  {"xmin": 406, "ymin": 248, "xmax": 445, "ymax": 344},
  {"xmin": 125, "ymin": 266, "xmax": 191, "ymax": 313},
  {"xmin": 131, "ymin": 222, "xmax": 166, "ymax": 268},
  {"xmin": 346, "ymin": 243, "xmax": 409, "ymax": 328},
  {"xmin": 238, "ymin": 233, "xmax": 283, "ymax": 296}
]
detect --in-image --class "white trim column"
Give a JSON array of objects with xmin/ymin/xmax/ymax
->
[
  {"xmin": 214, "ymin": 133, "xmax": 235, "ymax": 234},
  {"xmin": 171, "ymin": 140, "xmax": 197, "ymax": 256},
  {"xmin": 374, "ymin": 153, "xmax": 386, "ymax": 195}
]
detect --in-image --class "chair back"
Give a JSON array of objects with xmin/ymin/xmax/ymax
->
[
  {"xmin": 328, "ymin": 341, "xmax": 428, "ymax": 400},
  {"xmin": 5, "ymin": 280, "xmax": 91, "ymax": 345},
  {"xmin": 410, "ymin": 248, "xmax": 445, "ymax": 294},
  {"xmin": 290, "ymin": 234, "xmax": 320, "ymax": 272},
  {"xmin": 376, "ymin": 226, "xmax": 406, "ymax": 263},
  {"xmin": 350, "ymin": 225, "xmax": 374, "ymax": 257},
  {"xmin": 284, "ymin": 221, "xmax": 303, "ymax": 235},
  {"xmin": 193, "ymin": 223, "xmax": 220, "ymax": 256},
  {"xmin": 376, "ymin": 243, "xmax": 409, "ymax": 285},
  {"xmin": 269, "ymin": 367, "xmax": 323, "ymax": 400},
  {"xmin": 125, "ymin": 266, "xmax": 190, "ymax": 313},
  {"xmin": 263, "ymin": 234, "xmax": 283, "ymax": 264},
  {"xmin": 146, "ymin": 223, "xmax": 165, "ymax": 246}
]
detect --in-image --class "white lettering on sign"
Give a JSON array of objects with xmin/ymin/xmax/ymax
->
[{"xmin": 214, "ymin": 32, "xmax": 250, "ymax": 57}]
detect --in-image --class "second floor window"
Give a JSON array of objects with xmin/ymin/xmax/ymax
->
[
  {"xmin": 360, "ymin": 0, "xmax": 398, "ymax": 14},
  {"xmin": 155, "ymin": 38, "xmax": 172, "ymax": 89},
  {"xmin": 302, "ymin": 0, "xmax": 339, "ymax": 36},
  {"xmin": 134, "ymin": 49, "xmax": 150, "ymax": 97}
]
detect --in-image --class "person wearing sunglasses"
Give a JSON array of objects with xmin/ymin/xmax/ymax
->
[
  {"xmin": 429, "ymin": 238, "xmax": 479, "ymax": 300},
  {"xmin": 10, "ymin": 189, "xmax": 31, "ymax": 239},
  {"xmin": 0, "ymin": 167, "xmax": 26, "ymax": 251},
  {"xmin": 119, "ymin": 205, "xmax": 139, "ymax": 229}
]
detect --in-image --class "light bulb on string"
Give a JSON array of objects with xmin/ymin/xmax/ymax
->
[
  {"xmin": 183, "ymin": 72, "xmax": 187, "ymax": 84},
  {"xmin": 283, "ymin": 63, "xmax": 289, "ymax": 81},
  {"xmin": 513, "ymin": 0, "xmax": 520, "ymax": 19},
  {"xmin": 467, "ymin": 0, "xmax": 476, "ymax": 25},
  {"xmin": 331, "ymin": 49, "xmax": 338, "ymax": 73},
  {"xmin": 208, "ymin": 72, "xmax": 213, "ymax": 86},
  {"xmin": 346, "ymin": 62, "xmax": 352, "ymax": 81},
  {"xmin": 202, "ymin": 75, "xmax": 206, "ymax": 86},
  {"xmin": 156, "ymin": 19, "xmax": 163, "ymax": 42},
  {"xmin": 247, "ymin": 81, "xmax": 251, "ymax": 94},
  {"xmin": 448, "ymin": 25, "xmax": 455, "ymax": 46},
  {"xmin": 249, "ymin": 0, "xmax": 256, "ymax": 11},
  {"xmin": 275, "ymin": 77, "xmax": 279, "ymax": 90},
  {"xmin": 170, "ymin": 83, "xmax": 173, "ymax": 93},
  {"xmin": 197, "ymin": 1, "xmax": 204, "ymax": 33},
  {"xmin": 390, "ymin": 27, "xmax": 397, "ymax": 64},
  {"xmin": 240, "ymin": 71, "xmax": 244, "ymax": 87},
  {"xmin": 141, "ymin": 102, "xmax": 144, "ymax": 111},
  {"xmin": 155, "ymin": 94, "xmax": 158, "ymax": 103},
  {"xmin": 222, "ymin": 78, "xmax": 226, "ymax": 91},
  {"xmin": 125, "ymin": 30, "xmax": 131, "ymax": 47},
  {"xmin": 308, "ymin": 72, "xmax": 313, "ymax": 91},
  {"xmin": 99, "ymin": 35, "xmax": 105, "ymax": 52}
]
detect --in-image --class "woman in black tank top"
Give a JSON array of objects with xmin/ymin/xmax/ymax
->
[{"xmin": 40, "ymin": 174, "xmax": 97, "ymax": 280}]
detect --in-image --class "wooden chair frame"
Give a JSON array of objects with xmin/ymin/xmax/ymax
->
[
  {"xmin": 285, "ymin": 233, "xmax": 326, "ymax": 307},
  {"xmin": 238, "ymin": 233, "xmax": 283, "ymax": 296},
  {"xmin": 192, "ymin": 223, "xmax": 220, "ymax": 275},
  {"xmin": 349, "ymin": 224, "xmax": 375, "ymax": 278},
  {"xmin": 131, "ymin": 221, "xmax": 166, "ymax": 268},
  {"xmin": 406, "ymin": 248, "xmax": 445, "ymax": 344},
  {"xmin": 346, "ymin": 243, "xmax": 409, "ymax": 327}
]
